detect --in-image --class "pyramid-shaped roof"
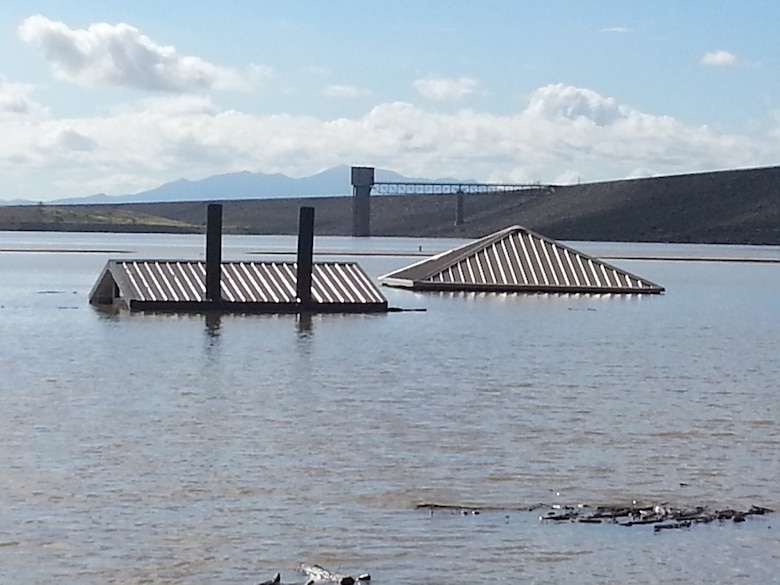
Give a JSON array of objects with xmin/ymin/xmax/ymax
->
[{"xmin": 379, "ymin": 226, "xmax": 664, "ymax": 294}]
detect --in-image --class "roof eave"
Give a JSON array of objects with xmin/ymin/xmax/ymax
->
[
  {"xmin": 126, "ymin": 299, "xmax": 388, "ymax": 313},
  {"xmin": 403, "ymin": 281, "xmax": 664, "ymax": 295}
]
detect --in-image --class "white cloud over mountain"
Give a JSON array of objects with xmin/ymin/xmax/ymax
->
[
  {"xmin": 18, "ymin": 15, "xmax": 249, "ymax": 92},
  {"xmin": 2, "ymin": 12, "xmax": 777, "ymax": 204},
  {"xmin": 2, "ymin": 8, "xmax": 777, "ymax": 202}
]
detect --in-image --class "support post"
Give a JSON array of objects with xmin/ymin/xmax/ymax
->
[
  {"xmin": 296, "ymin": 206, "xmax": 315, "ymax": 308},
  {"xmin": 205, "ymin": 203, "xmax": 223, "ymax": 302},
  {"xmin": 455, "ymin": 189, "xmax": 465, "ymax": 226},
  {"xmin": 351, "ymin": 166, "xmax": 374, "ymax": 237}
]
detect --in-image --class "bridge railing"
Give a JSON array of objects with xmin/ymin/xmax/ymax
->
[{"xmin": 370, "ymin": 182, "xmax": 555, "ymax": 195}]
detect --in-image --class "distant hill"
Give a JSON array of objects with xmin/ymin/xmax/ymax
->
[
  {"xmin": 5, "ymin": 166, "xmax": 473, "ymax": 206},
  {"xmin": 1, "ymin": 165, "xmax": 778, "ymax": 245}
]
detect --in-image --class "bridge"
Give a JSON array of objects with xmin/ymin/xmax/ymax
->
[{"xmin": 351, "ymin": 166, "xmax": 555, "ymax": 236}]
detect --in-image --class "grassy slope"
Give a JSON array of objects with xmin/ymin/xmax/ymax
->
[{"xmin": 0, "ymin": 204, "xmax": 195, "ymax": 233}]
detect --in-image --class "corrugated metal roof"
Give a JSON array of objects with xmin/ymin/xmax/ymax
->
[
  {"xmin": 379, "ymin": 226, "xmax": 664, "ymax": 294},
  {"xmin": 90, "ymin": 260, "xmax": 388, "ymax": 310}
]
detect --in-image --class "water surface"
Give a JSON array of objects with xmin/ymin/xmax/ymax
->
[{"xmin": 1, "ymin": 232, "xmax": 779, "ymax": 584}]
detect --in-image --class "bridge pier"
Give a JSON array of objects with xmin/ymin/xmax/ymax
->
[{"xmin": 351, "ymin": 166, "xmax": 374, "ymax": 237}]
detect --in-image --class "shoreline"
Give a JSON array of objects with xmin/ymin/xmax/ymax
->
[{"xmin": 2, "ymin": 245, "xmax": 779, "ymax": 263}]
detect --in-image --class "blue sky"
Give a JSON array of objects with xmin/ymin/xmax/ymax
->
[{"xmin": 1, "ymin": 0, "xmax": 779, "ymax": 200}]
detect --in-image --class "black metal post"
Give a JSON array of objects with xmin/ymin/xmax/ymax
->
[
  {"xmin": 296, "ymin": 206, "xmax": 315, "ymax": 308},
  {"xmin": 205, "ymin": 203, "xmax": 223, "ymax": 302}
]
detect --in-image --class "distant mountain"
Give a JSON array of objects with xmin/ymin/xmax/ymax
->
[
  {"xmin": 0, "ymin": 199, "xmax": 40, "ymax": 206},
  {"xmin": 12, "ymin": 166, "xmax": 471, "ymax": 206}
]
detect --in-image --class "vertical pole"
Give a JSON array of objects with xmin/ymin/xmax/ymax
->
[
  {"xmin": 455, "ymin": 189, "xmax": 465, "ymax": 226},
  {"xmin": 351, "ymin": 166, "xmax": 374, "ymax": 237},
  {"xmin": 206, "ymin": 203, "xmax": 223, "ymax": 302},
  {"xmin": 296, "ymin": 206, "xmax": 315, "ymax": 308}
]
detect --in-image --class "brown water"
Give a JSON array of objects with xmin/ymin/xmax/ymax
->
[{"xmin": 1, "ymin": 232, "xmax": 779, "ymax": 584}]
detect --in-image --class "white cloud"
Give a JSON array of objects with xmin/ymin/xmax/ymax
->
[
  {"xmin": 0, "ymin": 76, "xmax": 46, "ymax": 118},
  {"xmin": 18, "ymin": 15, "xmax": 251, "ymax": 92},
  {"xmin": 47, "ymin": 128, "xmax": 98, "ymax": 151},
  {"xmin": 552, "ymin": 169, "xmax": 586, "ymax": 184},
  {"xmin": 525, "ymin": 83, "xmax": 626, "ymax": 126},
  {"xmin": 322, "ymin": 84, "xmax": 371, "ymax": 98},
  {"xmin": 130, "ymin": 94, "xmax": 219, "ymax": 116},
  {"xmin": 600, "ymin": 27, "xmax": 634, "ymax": 34},
  {"xmin": 248, "ymin": 63, "xmax": 277, "ymax": 84},
  {"xmin": 701, "ymin": 50, "xmax": 739, "ymax": 67},
  {"xmin": 308, "ymin": 66, "xmax": 332, "ymax": 77},
  {"xmin": 412, "ymin": 77, "xmax": 480, "ymax": 101},
  {"xmin": 0, "ymin": 83, "xmax": 777, "ymax": 199},
  {"xmin": 54, "ymin": 172, "xmax": 162, "ymax": 196}
]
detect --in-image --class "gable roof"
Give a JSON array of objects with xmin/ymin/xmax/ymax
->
[
  {"xmin": 89, "ymin": 260, "xmax": 388, "ymax": 312},
  {"xmin": 379, "ymin": 226, "xmax": 664, "ymax": 294}
]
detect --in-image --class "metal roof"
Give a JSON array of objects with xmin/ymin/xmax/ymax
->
[
  {"xmin": 89, "ymin": 260, "xmax": 388, "ymax": 311},
  {"xmin": 379, "ymin": 225, "xmax": 664, "ymax": 294}
]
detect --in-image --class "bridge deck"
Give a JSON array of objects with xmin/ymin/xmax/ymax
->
[{"xmin": 371, "ymin": 181, "xmax": 554, "ymax": 195}]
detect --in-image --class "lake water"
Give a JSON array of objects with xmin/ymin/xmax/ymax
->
[{"xmin": 1, "ymin": 231, "xmax": 779, "ymax": 585}]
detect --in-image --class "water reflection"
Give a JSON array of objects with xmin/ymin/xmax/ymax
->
[
  {"xmin": 204, "ymin": 311, "xmax": 222, "ymax": 339},
  {"xmin": 296, "ymin": 312, "xmax": 313, "ymax": 338},
  {"xmin": 91, "ymin": 303, "xmax": 121, "ymax": 321}
]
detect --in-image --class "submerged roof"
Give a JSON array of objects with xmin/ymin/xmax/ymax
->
[
  {"xmin": 90, "ymin": 260, "xmax": 388, "ymax": 311},
  {"xmin": 379, "ymin": 225, "xmax": 664, "ymax": 294}
]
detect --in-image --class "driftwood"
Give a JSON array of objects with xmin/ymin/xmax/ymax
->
[{"xmin": 417, "ymin": 501, "xmax": 773, "ymax": 532}]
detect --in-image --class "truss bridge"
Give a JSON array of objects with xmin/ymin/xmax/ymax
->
[
  {"xmin": 351, "ymin": 166, "xmax": 555, "ymax": 236},
  {"xmin": 371, "ymin": 181, "xmax": 553, "ymax": 196}
]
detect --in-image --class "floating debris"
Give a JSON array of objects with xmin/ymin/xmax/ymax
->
[
  {"xmin": 539, "ymin": 503, "xmax": 772, "ymax": 531},
  {"xmin": 416, "ymin": 501, "xmax": 773, "ymax": 532},
  {"xmin": 416, "ymin": 502, "xmax": 547, "ymax": 514},
  {"xmin": 300, "ymin": 564, "xmax": 371, "ymax": 585},
  {"xmin": 255, "ymin": 566, "xmax": 370, "ymax": 585}
]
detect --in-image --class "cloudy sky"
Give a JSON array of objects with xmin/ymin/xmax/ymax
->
[{"xmin": 1, "ymin": 0, "xmax": 779, "ymax": 201}]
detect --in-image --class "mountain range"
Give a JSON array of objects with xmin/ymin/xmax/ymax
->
[{"xmin": 4, "ymin": 166, "xmax": 472, "ymax": 205}]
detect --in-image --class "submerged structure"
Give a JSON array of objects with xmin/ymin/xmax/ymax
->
[
  {"xmin": 89, "ymin": 205, "xmax": 389, "ymax": 313},
  {"xmin": 379, "ymin": 225, "xmax": 664, "ymax": 294}
]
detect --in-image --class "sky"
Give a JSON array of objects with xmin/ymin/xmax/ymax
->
[{"xmin": 1, "ymin": 0, "xmax": 779, "ymax": 201}]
